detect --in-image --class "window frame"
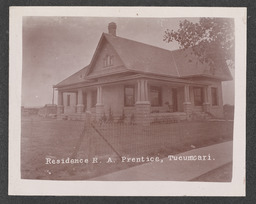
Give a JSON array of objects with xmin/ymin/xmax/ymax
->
[
  {"xmin": 103, "ymin": 55, "xmax": 114, "ymax": 68},
  {"xmin": 124, "ymin": 85, "xmax": 135, "ymax": 107},
  {"xmin": 150, "ymin": 86, "xmax": 162, "ymax": 107},
  {"xmin": 193, "ymin": 87, "xmax": 203, "ymax": 106}
]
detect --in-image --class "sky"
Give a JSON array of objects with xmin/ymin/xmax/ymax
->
[{"xmin": 22, "ymin": 17, "xmax": 234, "ymax": 107}]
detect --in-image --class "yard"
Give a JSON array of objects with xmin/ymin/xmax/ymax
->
[{"xmin": 21, "ymin": 115, "xmax": 233, "ymax": 180}]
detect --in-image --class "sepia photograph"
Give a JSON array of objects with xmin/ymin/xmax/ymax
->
[{"xmin": 9, "ymin": 7, "xmax": 246, "ymax": 196}]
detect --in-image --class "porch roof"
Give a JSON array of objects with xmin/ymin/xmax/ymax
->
[
  {"xmin": 54, "ymin": 65, "xmax": 90, "ymax": 88},
  {"xmin": 55, "ymin": 73, "xmax": 212, "ymax": 92}
]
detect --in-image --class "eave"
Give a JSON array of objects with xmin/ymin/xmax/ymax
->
[
  {"xmin": 180, "ymin": 73, "xmax": 233, "ymax": 81},
  {"xmin": 56, "ymin": 73, "xmax": 213, "ymax": 92}
]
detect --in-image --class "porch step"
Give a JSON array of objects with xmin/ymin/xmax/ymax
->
[
  {"xmin": 191, "ymin": 112, "xmax": 212, "ymax": 121},
  {"xmin": 150, "ymin": 112, "xmax": 187, "ymax": 123}
]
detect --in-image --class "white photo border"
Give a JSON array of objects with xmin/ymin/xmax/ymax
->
[{"xmin": 9, "ymin": 6, "xmax": 246, "ymax": 196}]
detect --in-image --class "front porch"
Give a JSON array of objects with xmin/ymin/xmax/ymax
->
[{"xmin": 56, "ymin": 75, "xmax": 216, "ymax": 124}]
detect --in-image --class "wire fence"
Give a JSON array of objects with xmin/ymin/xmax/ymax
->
[{"xmin": 76, "ymin": 117, "xmax": 234, "ymax": 160}]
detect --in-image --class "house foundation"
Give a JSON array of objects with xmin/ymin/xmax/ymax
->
[
  {"xmin": 183, "ymin": 102, "xmax": 192, "ymax": 120},
  {"xmin": 76, "ymin": 104, "xmax": 84, "ymax": 114},
  {"xmin": 57, "ymin": 105, "xmax": 64, "ymax": 115},
  {"xmin": 203, "ymin": 103, "xmax": 211, "ymax": 113},
  {"xmin": 135, "ymin": 101, "xmax": 151, "ymax": 125}
]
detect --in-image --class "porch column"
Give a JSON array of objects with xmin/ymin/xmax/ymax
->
[
  {"xmin": 57, "ymin": 91, "xmax": 64, "ymax": 119},
  {"xmin": 96, "ymin": 86, "xmax": 103, "ymax": 105},
  {"xmin": 183, "ymin": 85, "xmax": 192, "ymax": 120},
  {"xmin": 203, "ymin": 86, "xmax": 210, "ymax": 113},
  {"xmin": 137, "ymin": 79, "xmax": 149, "ymax": 102},
  {"xmin": 145, "ymin": 80, "xmax": 148, "ymax": 101},
  {"xmin": 76, "ymin": 89, "xmax": 84, "ymax": 114},
  {"xmin": 96, "ymin": 86, "xmax": 104, "ymax": 120},
  {"xmin": 87, "ymin": 91, "xmax": 92, "ymax": 111},
  {"xmin": 135, "ymin": 79, "xmax": 150, "ymax": 126}
]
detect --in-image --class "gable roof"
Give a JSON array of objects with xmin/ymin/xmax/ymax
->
[
  {"xmin": 103, "ymin": 33, "xmax": 180, "ymax": 77},
  {"xmin": 55, "ymin": 32, "xmax": 232, "ymax": 88},
  {"xmin": 86, "ymin": 33, "xmax": 128, "ymax": 78},
  {"xmin": 104, "ymin": 33, "xmax": 232, "ymax": 80}
]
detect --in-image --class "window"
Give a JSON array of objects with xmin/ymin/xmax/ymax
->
[
  {"xmin": 124, "ymin": 85, "xmax": 135, "ymax": 106},
  {"xmin": 91, "ymin": 90, "xmax": 97, "ymax": 107},
  {"xmin": 104, "ymin": 57, "xmax": 107, "ymax": 67},
  {"xmin": 109, "ymin": 56, "xmax": 113, "ymax": 65},
  {"xmin": 103, "ymin": 55, "xmax": 114, "ymax": 67},
  {"xmin": 150, "ymin": 86, "xmax": 162, "ymax": 106},
  {"xmin": 211, "ymin": 87, "xmax": 218, "ymax": 106},
  {"xmin": 67, "ymin": 95, "xmax": 70, "ymax": 106},
  {"xmin": 193, "ymin": 87, "xmax": 203, "ymax": 106}
]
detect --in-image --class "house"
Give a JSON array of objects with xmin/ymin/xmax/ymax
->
[{"xmin": 54, "ymin": 22, "xmax": 232, "ymax": 125}]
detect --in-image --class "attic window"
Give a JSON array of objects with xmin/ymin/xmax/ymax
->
[{"xmin": 103, "ymin": 55, "xmax": 114, "ymax": 67}]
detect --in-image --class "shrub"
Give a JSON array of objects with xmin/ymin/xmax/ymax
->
[
  {"xmin": 118, "ymin": 109, "xmax": 126, "ymax": 123},
  {"xmin": 108, "ymin": 107, "xmax": 114, "ymax": 123},
  {"xmin": 99, "ymin": 112, "xmax": 107, "ymax": 124}
]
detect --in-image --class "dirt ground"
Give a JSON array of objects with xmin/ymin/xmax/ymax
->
[{"xmin": 21, "ymin": 115, "xmax": 233, "ymax": 180}]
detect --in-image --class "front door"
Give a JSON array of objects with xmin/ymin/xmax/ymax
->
[{"xmin": 172, "ymin": 88, "xmax": 178, "ymax": 112}]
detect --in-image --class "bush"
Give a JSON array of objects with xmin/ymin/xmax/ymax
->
[
  {"xmin": 108, "ymin": 107, "xmax": 114, "ymax": 123},
  {"xmin": 118, "ymin": 109, "xmax": 126, "ymax": 123},
  {"xmin": 99, "ymin": 112, "xmax": 107, "ymax": 124}
]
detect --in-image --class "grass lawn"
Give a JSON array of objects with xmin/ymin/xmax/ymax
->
[{"xmin": 21, "ymin": 115, "xmax": 233, "ymax": 180}]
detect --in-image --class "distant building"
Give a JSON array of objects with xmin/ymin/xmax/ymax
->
[
  {"xmin": 21, "ymin": 106, "xmax": 40, "ymax": 116},
  {"xmin": 38, "ymin": 104, "xmax": 57, "ymax": 118},
  {"xmin": 54, "ymin": 22, "xmax": 232, "ymax": 124}
]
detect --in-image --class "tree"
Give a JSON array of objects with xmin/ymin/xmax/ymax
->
[{"xmin": 163, "ymin": 18, "xmax": 235, "ymax": 69}]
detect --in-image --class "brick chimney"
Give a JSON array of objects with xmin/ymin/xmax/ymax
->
[{"xmin": 108, "ymin": 22, "xmax": 117, "ymax": 36}]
